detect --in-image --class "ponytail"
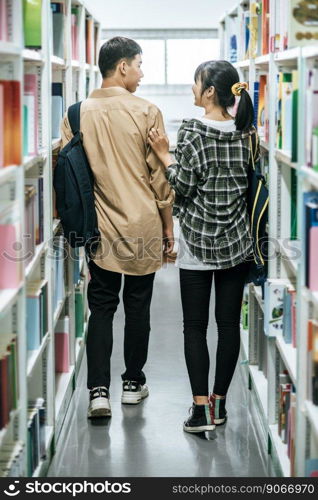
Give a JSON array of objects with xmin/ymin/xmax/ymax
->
[
  {"xmin": 235, "ymin": 88, "xmax": 255, "ymax": 131},
  {"xmin": 194, "ymin": 60, "xmax": 255, "ymax": 132}
]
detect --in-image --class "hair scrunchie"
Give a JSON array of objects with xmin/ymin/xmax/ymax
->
[{"xmin": 231, "ymin": 82, "xmax": 249, "ymax": 96}]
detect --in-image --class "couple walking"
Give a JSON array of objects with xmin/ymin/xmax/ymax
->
[{"xmin": 60, "ymin": 36, "xmax": 257, "ymax": 434}]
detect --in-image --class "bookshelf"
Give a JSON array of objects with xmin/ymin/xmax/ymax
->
[
  {"xmin": 0, "ymin": 0, "xmax": 101, "ymax": 477},
  {"xmin": 220, "ymin": 0, "xmax": 318, "ymax": 477}
]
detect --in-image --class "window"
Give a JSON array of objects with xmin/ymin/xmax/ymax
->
[
  {"xmin": 167, "ymin": 39, "xmax": 220, "ymax": 84},
  {"xmin": 136, "ymin": 39, "xmax": 165, "ymax": 84}
]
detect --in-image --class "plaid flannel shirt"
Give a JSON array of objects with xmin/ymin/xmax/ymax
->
[{"xmin": 166, "ymin": 119, "xmax": 259, "ymax": 269}]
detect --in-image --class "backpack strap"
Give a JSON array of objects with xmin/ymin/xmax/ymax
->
[
  {"xmin": 249, "ymin": 130, "xmax": 259, "ymax": 171},
  {"xmin": 68, "ymin": 101, "xmax": 82, "ymax": 135}
]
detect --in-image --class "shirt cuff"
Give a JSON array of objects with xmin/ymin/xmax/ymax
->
[
  {"xmin": 156, "ymin": 189, "xmax": 175, "ymax": 209},
  {"xmin": 165, "ymin": 163, "xmax": 178, "ymax": 182}
]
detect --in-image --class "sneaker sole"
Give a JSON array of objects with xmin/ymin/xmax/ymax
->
[
  {"xmin": 214, "ymin": 415, "xmax": 227, "ymax": 426},
  {"xmin": 121, "ymin": 391, "xmax": 149, "ymax": 405},
  {"xmin": 87, "ymin": 401, "xmax": 112, "ymax": 418},
  {"xmin": 183, "ymin": 424, "xmax": 216, "ymax": 433}
]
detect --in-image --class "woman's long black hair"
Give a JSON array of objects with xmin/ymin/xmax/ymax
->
[{"xmin": 194, "ymin": 60, "xmax": 254, "ymax": 131}]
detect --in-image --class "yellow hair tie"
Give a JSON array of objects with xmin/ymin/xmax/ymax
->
[{"xmin": 231, "ymin": 82, "xmax": 249, "ymax": 96}]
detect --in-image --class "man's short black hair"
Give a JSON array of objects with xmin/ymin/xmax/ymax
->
[{"xmin": 98, "ymin": 37, "xmax": 142, "ymax": 78}]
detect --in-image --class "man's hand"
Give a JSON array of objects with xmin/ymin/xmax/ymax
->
[
  {"xmin": 163, "ymin": 227, "xmax": 174, "ymax": 255},
  {"xmin": 148, "ymin": 128, "xmax": 172, "ymax": 167}
]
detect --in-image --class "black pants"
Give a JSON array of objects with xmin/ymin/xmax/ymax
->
[
  {"xmin": 179, "ymin": 261, "xmax": 249, "ymax": 397},
  {"xmin": 86, "ymin": 260, "xmax": 155, "ymax": 389}
]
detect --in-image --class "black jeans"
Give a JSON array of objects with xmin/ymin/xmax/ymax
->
[
  {"xmin": 86, "ymin": 260, "xmax": 155, "ymax": 389},
  {"xmin": 179, "ymin": 261, "xmax": 249, "ymax": 397}
]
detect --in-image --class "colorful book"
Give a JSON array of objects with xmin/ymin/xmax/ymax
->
[
  {"xmin": 23, "ymin": 0, "xmax": 42, "ymax": 48},
  {"xmin": 23, "ymin": 73, "xmax": 38, "ymax": 156},
  {"xmin": 51, "ymin": 3, "xmax": 64, "ymax": 58},
  {"xmin": 0, "ymin": 0, "xmax": 8, "ymax": 41},
  {"xmin": 55, "ymin": 316, "xmax": 70, "ymax": 373},
  {"xmin": 291, "ymin": 70, "xmax": 299, "ymax": 163},
  {"xmin": 0, "ymin": 81, "xmax": 21, "ymax": 167},
  {"xmin": 86, "ymin": 18, "xmax": 93, "ymax": 64},
  {"xmin": 52, "ymin": 82, "xmax": 63, "ymax": 139},
  {"xmin": 0, "ymin": 202, "xmax": 21, "ymax": 289}
]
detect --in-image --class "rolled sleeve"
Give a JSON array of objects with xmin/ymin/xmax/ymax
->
[{"xmin": 146, "ymin": 106, "xmax": 175, "ymax": 210}]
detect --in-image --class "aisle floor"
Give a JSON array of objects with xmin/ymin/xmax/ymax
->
[{"xmin": 48, "ymin": 264, "xmax": 269, "ymax": 477}]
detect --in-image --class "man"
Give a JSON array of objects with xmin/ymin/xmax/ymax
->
[{"xmin": 61, "ymin": 37, "xmax": 174, "ymax": 418}]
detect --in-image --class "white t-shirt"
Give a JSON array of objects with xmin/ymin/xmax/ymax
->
[{"xmin": 175, "ymin": 117, "xmax": 236, "ymax": 270}]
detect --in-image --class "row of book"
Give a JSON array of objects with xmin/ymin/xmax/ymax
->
[
  {"xmin": 0, "ymin": 441, "xmax": 25, "ymax": 477},
  {"xmin": 277, "ymin": 371, "xmax": 296, "ymax": 475},
  {"xmin": 27, "ymin": 398, "xmax": 46, "ymax": 476},
  {"xmin": 224, "ymin": 1, "xmax": 318, "ymax": 62},
  {"xmin": 0, "ymin": 334, "xmax": 19, "ymax": 430}
]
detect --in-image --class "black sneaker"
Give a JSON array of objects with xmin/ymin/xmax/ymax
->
[
  {"xmin": 208, "ymin": 393, "xmax": 227, "ymax": 425},
  {"xmin": 121, "ymin": 380, "xmax": 149, "ymax": 404},
  {"xmin": 183, "ymin": 403, "xmax": 216, "ymax": 433},
  {"xmin": 87, "ymin": 386, "xmax": 111, "ymax": 418}
]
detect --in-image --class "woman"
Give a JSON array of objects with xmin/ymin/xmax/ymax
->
[{"xmin": 148, "ymin": 60, "xmax": 258, "ymax": 434}]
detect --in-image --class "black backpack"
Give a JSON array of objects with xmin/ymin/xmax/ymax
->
[
  {"xmin": 245, "ymin": 132, "xmax": 269, "ymax": 287},
  {"xmin": 53, "ymin": 102, "xmax": 100, "ymax": 257}
]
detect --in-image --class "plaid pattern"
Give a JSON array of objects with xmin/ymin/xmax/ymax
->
[{"xmin": 166, "ymin": 119, "xmax": 259, "ymax": 269}]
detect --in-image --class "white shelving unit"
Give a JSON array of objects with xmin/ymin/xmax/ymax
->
[
  {"xmin": 0, "ymin": 0, "xmax": 101, "ymax": 477},
  {"xmin": 221, "ymin": 0, "xmax": 318, "ymax": 478}
]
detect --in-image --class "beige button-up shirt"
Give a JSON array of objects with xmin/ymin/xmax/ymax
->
[{"xmin": 60, "ymin": 87, "xmax": 174, "ymax": 275}]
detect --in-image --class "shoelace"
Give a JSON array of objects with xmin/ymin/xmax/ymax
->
[
  {"xmin": 91, "ymin": 387, "xmax": 108, "ymax": 398},
  {"xmin": 123, "ymin": 380, "xmax": 138, "ymax": 391}
]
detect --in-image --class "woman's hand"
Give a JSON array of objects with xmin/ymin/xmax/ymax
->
[
  {"xmin": 163, "ymin": 226, "xmax": 174, "ymax": 255},
  {"xmin": 148, "ymin": 128, "xmax": 172, "ymax": 167}
]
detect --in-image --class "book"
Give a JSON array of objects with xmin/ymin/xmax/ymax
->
[
  {"xmin": 23, "ymin": 0, "xmax": 42, "ymax": 48},
  {"xmin": 257, "ymin": 75, "xmax": 267, "ymax": 138},
  {"xmin": 24, "ymin": 184, "xmax": 36, "ymax": 267},
  {"xmin": 305, "ymin": 459, "xmax": 318, "ymax": 477},
  {"xmin": 291, "ymin": 169, "xmax": 298, "ymax": 240},
  {"xmin": 26, "ymin": 279, "xmax": 48, "ymax": 351},
  {"xmin": 264, "ymin": 279, "xmax": 296, "ymax": 337},
  {"xmin": 0, "ymin": 0, "xmax": 8, "ymax": 41},
  {"xmin": 303, "ymin": 193, "xmax": 318, "ymax": 287},
  {"xmin": 52, "ymin": 82, "xmax": 63, "ymax": 139},
  {"xmin": 75, "ymin": 280, "xmax": 84, "ymax": 338},
  {"xmin": 249, "ymin": 2, "xmax": 259, "ymax": 59},
  {"xmin": 261, "ymin": 0, "xmax": 270, "ymax": 54},
  {"xmin": 55, "ymin": 316, "xmax": 70, "ymax": 373},
  {"xmin": 23, "ymin": 74, "xmax": 38, "ymax": 156},
  {"xmin": 0, "ymin": 81, "xmax": 21, "ymax": 166},
  {"xmin": 253, "ymin": 81, "xmax": 259, "ymax": 128},
  {"xmin": 0, "ymin": 334, "xmax": 18, "ymax": 430},
  {"xmin": 71, "ymin": 7, "xmax": 79, "ymax": 61},
  {"xmin": 86, "ymin": 17, "xmax": 93, "ymax": 64},
  {"xmin": 291, "ymin": 70, "xmax": 299, "ymax": 163},
  {"xmin": 0, "ymin": 202, "xmax": 22, "ymax": 289},
  {"xmin": 0, "ymin": 83, "xmax": 3, "ymax": 167},
  {"xmin": 25, "ymin": 177, "xmax": 44, "ymax": 245},
  {"xmin": 51, "ymin": 3, "xmax": 64, "ymax": 58},
  {"xmin": 306, "ymin": 69, "xmax": 318, "ymax": 166},
  {"xmin": 288, "ymin": 0, "xmax": 318, "ymax": 47}
]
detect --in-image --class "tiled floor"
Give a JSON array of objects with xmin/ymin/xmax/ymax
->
[{"xmin": 48, "ymin": 264, "xmax": 269, "ymax": 477}]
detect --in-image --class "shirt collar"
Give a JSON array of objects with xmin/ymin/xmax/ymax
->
[{"xmin": 89, "ymin": 87, "xmax": 132, "ymax": 98}]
